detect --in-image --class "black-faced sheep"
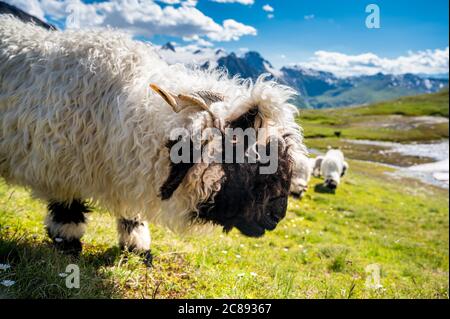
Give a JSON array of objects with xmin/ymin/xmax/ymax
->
[
  {"xmin": 290, "ymin": 154, "xmax": 312, "ymax": 199},
  {"xmin": 319, "ymin": 149, "xmax": 349, "ymax": 189},
  {"xmin": 0, "ymin": 16, "xmax": 306, "ymax": 256}
]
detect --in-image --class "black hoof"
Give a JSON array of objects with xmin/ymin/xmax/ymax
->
[
  {"xmin": 142, "ymin": 250, "xmax": 153, "ymax": 268},
  {"xmin": 52, "ymin": 237, "xmax": 82, "ymax": 256}
]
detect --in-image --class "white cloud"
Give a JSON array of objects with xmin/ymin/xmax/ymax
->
[
  {"xmin": 304, "ymin": 14, "xmax": 315, "ymax": 20},
  {"xmin": 262, "ymin": 4, "xmax": 274, "ymax": 12},
  {"xmin": 267, "ymin": 14, "xmax": 274, "ymax": 19},
  {"xmin": 207, "ymin": 19, "xmax": 256, "ymax": 41},
  {"xmin": 211, "ymin": 0, "xmax": 254, "ymax": 5},
  {"xmin": 297, "ymin": 47, "xmax": 450, "ymax": 77},
  {"xmin": 5, "ymin": 0, "xmax": 256, "ymax": 42},
  {"xmin": 6, "ymin": 0, "xmax": 46, "ymax": 20}
]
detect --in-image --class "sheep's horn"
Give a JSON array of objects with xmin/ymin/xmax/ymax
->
[
  {"xmin": 196, "ymin": 91, "xmax": 225, "ymax": 104},
  {"xmin": 150, "ymin": 83, "xmax": 178, "ymax": 112},
  {"xmin": 178, "ymin": 93, "xmax": 217, "ymax": 119}
]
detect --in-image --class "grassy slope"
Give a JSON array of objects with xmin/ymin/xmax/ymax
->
[
  {"xmin": 1, "ymin": 160, "xmax": 448, "ymax": 299},
  {"xmin": 300, "ymin": 89, "xmax": 449, "ymax": 143}
]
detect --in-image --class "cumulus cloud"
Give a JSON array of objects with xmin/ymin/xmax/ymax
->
[
  {"xmin": 262, "ymin": 4, "xmax": 274, "ymax": 12},
  {"xmin": 304, "ymin": 14, "xmax": 314, "ymax": 20},
  {"xmin": 210, "ymin": 0, "xmax": 254, "ymax": 5},
  {"xmin": 298, "ymin": 48, "xmax": 450, "ymax": 77},
  {"xmin": 6, "ymin": 0, "xmax": 46, "ymax": 20},
  {"xmin": 5, "ymin": 0, "xmax": 256, "ymax": 42}
]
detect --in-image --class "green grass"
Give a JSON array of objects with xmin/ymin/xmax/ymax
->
[
  {"xmin": 299, "ymin": 89, "xmax": 449, "ymax": 143},
  {"xmin": 1, "ymin": 160, "xmax": 448, "ymax": 299}
]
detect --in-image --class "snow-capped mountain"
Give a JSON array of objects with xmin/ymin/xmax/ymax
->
[{"xmin": 156, "ymin": 42, "xmax": 448, "ymax": 109}]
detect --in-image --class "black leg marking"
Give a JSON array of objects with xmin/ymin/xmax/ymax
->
[
  {"xmin": 117, "ymin": 218, "xmax": 151, "ymax": 266},
  {"xmin": 46, "ymin": 200, "xmax": 91, "ymax": 256}
]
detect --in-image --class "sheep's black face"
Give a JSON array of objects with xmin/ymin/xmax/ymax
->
[
  {"xmin": 160, "ymin": 107, "xmax": 293, "ymax": 237},
  {"xmin": 196, "ymin": 142, "xmax": 292, "ymax": 237}
]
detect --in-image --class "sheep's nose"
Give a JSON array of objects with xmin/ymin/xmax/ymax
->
[
  {"xmin": 270, "ymin": 196, "xmax": 288, "ymax": 221},
  {"xmin": 259, "ymin": 196, "xmax": 288, "ymax": 230},
  {"xmin": 291, "ymin": 191, "xmax": 304, "ymax": 199},
  {"xmin": 326, "ymin": 180, "xmax": 337, "ymax": 189}
]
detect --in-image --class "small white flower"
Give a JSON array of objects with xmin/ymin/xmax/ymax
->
[
  {"xmin": 1, "ymin": 280, "xmax": 15, "ymax": 287},
  {"xmin": 54, "ymin": 237, "xmax": 63, "ymax": 243},
  {"xmin": 283, "ymin": 248, "xmax": 289, "ymax": 252},
  {"xmin": 250, "ymin": 272, "xmax": 257, "ymax": 277},
  {"xmin": 235, "ymin": 254, "xmax": 241, "ymax": 259},
  {"xmin": 239, "ymin": 244, "xmax": 245, "ymax": 248},
  {"xmin": 221, "ymin": 250, "xmax": 228, "ymax": 254},
  {"xmin": 0, "ymin": 264, "xmax": 11, "ymax": 271}
]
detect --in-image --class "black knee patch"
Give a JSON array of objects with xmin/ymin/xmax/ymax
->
[
  {"xmin": 118, "ymin": 218, "xmax": 144, "ymax": 234},
  {"xmin": 48, "ymin": 200, "xmax": 91, "ymax": 224},
  {"xmin": 46, "ymin": 200, "xmax": 91, "ymax": 255}
]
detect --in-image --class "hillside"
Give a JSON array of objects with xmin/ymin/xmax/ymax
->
[
  {"xmin": 300, "ymin": 89, "xmax": 449, "ymax": 144},
  {"xmin": 0, "ymin": 161, "xmax": 448, "ymax": 298}
]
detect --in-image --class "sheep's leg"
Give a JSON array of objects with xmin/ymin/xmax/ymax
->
[
  {"xmin": 117, "ymin": 218, "xmax": 152, "ymax": 266},
  {"xmin": 45, "ymin": 200, "xmax": 90, "ymax": 256}
]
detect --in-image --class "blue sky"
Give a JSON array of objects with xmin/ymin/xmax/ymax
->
[
  {"xmin": 195, "ymin": 0, "xmax": 449, "ymax": 67},
  {"xmin": 5, "ymin": 0, "xmax": 449, "ymax": 75}
]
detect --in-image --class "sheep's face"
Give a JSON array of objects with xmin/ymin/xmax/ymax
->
[
  {"xmin": 290, "ymin": 178, "xmax": 308, "ymax": 199},
  {"xmin": 151, "ymin": 82, "xmax": 300, "ymax": 237},
  {"xmin": 196, "ymin": 139, "xmax": 292, "ymax": 237},
  {"xmin": 159, "ymin": 107, "xmax": 294, "ymax": 237},
  {"xmin": 323, "ymin": 167, "xmax": 341, "ymax": 189}
]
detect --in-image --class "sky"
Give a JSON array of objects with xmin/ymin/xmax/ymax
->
[{"xmin": 4, "ymin": 0, "xmax": 449, "ymax": 76}]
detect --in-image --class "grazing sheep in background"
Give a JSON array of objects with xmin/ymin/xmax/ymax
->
[
  {"xmin": 0, "ymin": 16, "xmax": 306, "ymax": 257},
  {"xmin": 290, "ymin": 154, "xmax": 312, "ymax": 199},
  {"xmin": 320, "ymin": 149, "xmax": 349, "ymax": 189},
  {"xmin": 312, "ymin": 156, "xmax": 324, "ymax": 177}
]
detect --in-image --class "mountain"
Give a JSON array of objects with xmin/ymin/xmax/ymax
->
[
  {"xmin": 281, "ymin": 69, "xmax": 448, "ymax": 109},
  {"xmin": 161, "ymin": 41, "xmax": 176, "ymax": 52},
  {"xmin": 215, "ymin": 51, "xmax": 280, "ymax": 80},
  {"xmin": 0, "ymin": 1, "xmax": 56, "ymax": 30},
  {"xmin": 157, "ymin": 43, "xmax": 448, "ymax": 109},
  {"xmin": 2, "ymin": 0, "xmax": 447, "ymax": 110}
]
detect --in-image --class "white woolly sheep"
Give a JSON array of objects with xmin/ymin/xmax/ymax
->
[
  {"xmin": 312, "ymin": 156, "xmax": 324, "ymax": 177},
  {"xmin": 290, "ymin": 154, "xmax": 312, "ymax": 199},
  {"xmin": 0, "ymin": 16, "xmax": 306, "ymax": 257},
  {"xmin": 320, "ymin": 149, "xmax": 349, "ymax": 189}
]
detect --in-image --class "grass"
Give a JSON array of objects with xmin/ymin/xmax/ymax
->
[
  {"xmin": 1, "ymin": 160, "xmax": 448, "ymax": 299},
  {"xmin": 299, "ymin": 89, "xmax": 449, "ymax": 144}
]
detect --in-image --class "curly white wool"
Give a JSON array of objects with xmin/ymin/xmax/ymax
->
[
  {"xmin": 320, "ymin": 149, "xmax": 349, "ymax": 186},
  {"xmin": 290, "ymin": 154, "xmax": 312, "ymax": 197},
  {"xmin": 0, "ymin": 16, "xmax": 306, "ymax": 233}
]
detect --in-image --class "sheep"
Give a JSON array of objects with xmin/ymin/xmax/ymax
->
[
  {"xmin": 312, "ymin": 156, "xmax": 324, "ymax": 177},
  {"xmin": 0, "ymin": 16, "xmax": 306, "ymax": 257},
  {"xmin": 319, "ymin": 149, "xmax": 349, "ymax": 189},
  {"xmin": 290, "ymin": 154, "xmax": 312, "ymax": 199}
]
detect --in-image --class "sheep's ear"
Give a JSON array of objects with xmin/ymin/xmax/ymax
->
[
  {"xmin": 341, "ymin": 161, "xmax": 349, "ymax": 177},
  {"xmin": 160, "ymin": 139, "xmax": 197, "ymax": 200},
  {"xmin": 228, "ymin": 106, "xmax": 260, "ymax": 130},
  {"xmin": 150, "ymin": 84, "xmax": 178, "ymax": 111}
]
